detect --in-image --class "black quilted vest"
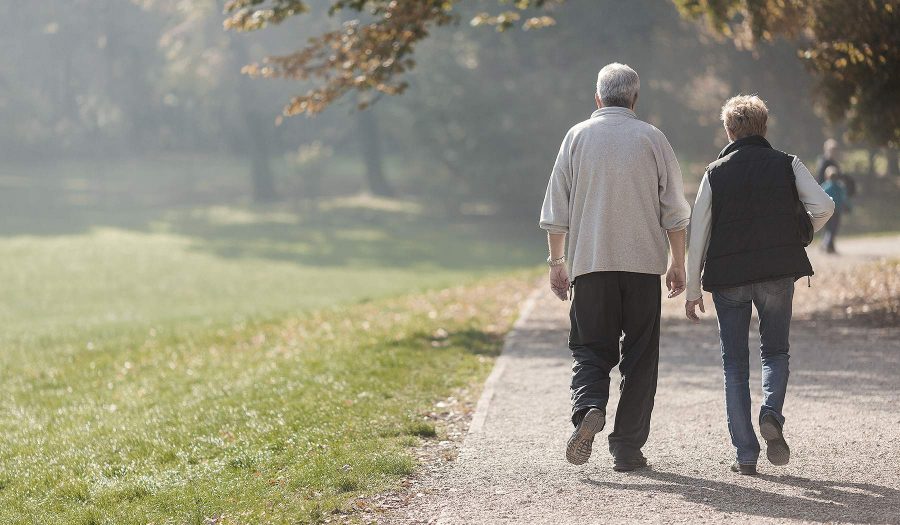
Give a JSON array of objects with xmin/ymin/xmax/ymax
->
[{"xmin": 702, "ymin": 135, "xmax": 813, "ymax": 291}]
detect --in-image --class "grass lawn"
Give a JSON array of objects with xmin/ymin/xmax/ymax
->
[{"xmin": 0, "ymin": 193, "xmax": 543, "ymax": 523}]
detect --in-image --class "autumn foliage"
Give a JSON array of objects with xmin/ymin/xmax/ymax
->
[{"xmin": 223, "ymin": 0, "xmax": 557, "ymax": 115}]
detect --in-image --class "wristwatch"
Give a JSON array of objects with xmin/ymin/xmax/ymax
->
[{"xmin": 547, "ymin": 255, "xmax": 566, "ymax": 267}]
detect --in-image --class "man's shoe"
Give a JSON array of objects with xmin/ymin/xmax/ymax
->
[
  {"xmin": 566, "ymin": 408, "xmax": 605, "ymax": 465},
  {"xmin": 613, "ymin": 455, "xmax": 649, "ymax": 472},
  {"xmin": 730, "ymin": 461, "xmax": 758, "ymax": 475},
  {"xmin": 759, "ymin": 413, "xmax": 790, "ymax": 466}
]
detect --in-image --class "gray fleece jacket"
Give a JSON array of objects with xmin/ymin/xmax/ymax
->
[{"xmin": 539, "ymin": 106, "xmax": 691, "ymax": 279}]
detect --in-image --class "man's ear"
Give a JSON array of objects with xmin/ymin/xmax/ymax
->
[
  {"xmin": 631, "ymin": 93, "xmax": 639, "ymax": 110},
  {"xmin": 595, "ymin": 93, "xmax": 602, "ymax": 109}
]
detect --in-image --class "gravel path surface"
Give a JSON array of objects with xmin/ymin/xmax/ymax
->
[{"xmin": 388, "ymin": 236, "xmax": 900, "ymax": 524}]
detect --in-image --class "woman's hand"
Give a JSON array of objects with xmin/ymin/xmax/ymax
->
[{"xmin": 685, "ymin": 297, "xmax": 705, "ymax": 323}]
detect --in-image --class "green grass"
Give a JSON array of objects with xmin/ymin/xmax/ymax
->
[
  {"xmin": 0, "ymin": 272, "xmax": 538, "ymax": 523},
  {"xmin": 0, "ymin": 180, "xmax": 544, "ymax": 523}
]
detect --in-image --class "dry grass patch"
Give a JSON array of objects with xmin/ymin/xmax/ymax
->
[{"xmin": 796, "ymin": 259, "xmax": 899, "ymax": 327}]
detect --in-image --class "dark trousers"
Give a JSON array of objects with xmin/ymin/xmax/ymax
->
[
  {"xmin": 822, "ymin": 209, "xmax": 842, "ymax": 253},
  {"xmin": 569, "ymin": 271, "xmax": 661, "ymax": 460}
]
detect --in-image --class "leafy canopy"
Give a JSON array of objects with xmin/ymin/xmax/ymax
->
[
  {"xmin": 673, "ymin": 0, "xmax": 900, "ymax": 146},
  {"xmin": 223, "ymin": 0, "xmax": 557, "ymax": 115}
]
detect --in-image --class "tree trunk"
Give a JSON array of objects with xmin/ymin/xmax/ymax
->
[
  {"xmin": 226, "ymin": 24, "xmax": 278, "ymax": 203},
  {"xmin": 247, "ymin": 112, "xmax": 277, "ymax": 202},
  {"xmin": 356, "ymin": 107, "xmax": 393, "ymax": 197}
]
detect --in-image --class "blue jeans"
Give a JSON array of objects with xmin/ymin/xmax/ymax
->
[{"xmin": 712, "ymin": 277, "xmax": 794, "ymax": 465}]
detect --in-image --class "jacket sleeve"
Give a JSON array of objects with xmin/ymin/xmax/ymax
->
[
  {"xmin": 686, "ymin": 173, "xmax": 712, "ymax": 301},
  {"xmin": 793, "ymin": 156, "xmax": 835, "ymax": 232},
  {"xmin": 539, "ymin": 132, "xmax": 573, "ymax": 234},
  {"xmin": 656, "ymin": 132, "xmax": 691, "ymax": 231}
]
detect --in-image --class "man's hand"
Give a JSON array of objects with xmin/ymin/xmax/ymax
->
[
  {"xmin": 549, "ymin": 265, "xmax": 570, "ymax": 301},
  {"xmin": 665, "ymin": 265, "xmax": 686, "ymax": 298},
  {"xmin": 685, "ymin": 297, "xmax": 705, "ymax": 323}
]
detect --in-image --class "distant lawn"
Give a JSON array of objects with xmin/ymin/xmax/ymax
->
[
  {"xmin": 0, "ymin": 197, "xmax": 540, "ymax": 350},
  {"xmin": 838, "ymin": 175, "xmax": 900, "ymax": 236},
  {"xmin": 0, "ymin": 193, "xmax": 543, "ymax": 523}
]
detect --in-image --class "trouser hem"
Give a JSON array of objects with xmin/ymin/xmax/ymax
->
[{"xmin": 571, "ymin": 404, "xmax": 605, "ymax": 427}]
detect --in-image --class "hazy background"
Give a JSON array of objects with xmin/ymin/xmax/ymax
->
[{"xmin": 5, "ymin": 0, "xmax": 896, "ymax": 235}]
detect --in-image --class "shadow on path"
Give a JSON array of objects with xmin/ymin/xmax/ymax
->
[{"xmin": 583, "ymin": 468, "xmax": 900, "ymax": 524}]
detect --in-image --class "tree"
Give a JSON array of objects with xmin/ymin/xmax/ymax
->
[
  {"xmin": 0, "ymin": 1, "xmax": 167, "ymax": 159},
  {"xmin": 222, "ymin": 0, "xmax": 558, "ymax": 116},
  {"xmin": 148, "ymin": 0, "xmax": 285, "ymax": 201},
  {"xmin": 380, "ymin": 0, "xmax": 827, "ymax": 215},
  {"xmin": 672, "ymin": 0, "xmax": 900, "ymax": 149}
]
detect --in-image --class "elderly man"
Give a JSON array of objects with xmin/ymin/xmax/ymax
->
[
  {"xmin": 685, "ymin": 95, "xmax": 834, "ymax": 475},
  {"xmin": 539, "ymin": 62, "xmax": 691, "ymax": 471}
]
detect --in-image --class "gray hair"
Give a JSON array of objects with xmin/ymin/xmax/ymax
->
[{"xmin": 596, "ymin": 63, "xmax": 640, "ymax": 108}]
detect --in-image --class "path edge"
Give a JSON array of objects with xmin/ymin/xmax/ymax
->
[
  {"xmin": 468, "ymin": 284, "xmax": 545, "ymax": 435},
  {"xmin": 433, "ymin": 285, "xmax": 545, "ymax": 524}
]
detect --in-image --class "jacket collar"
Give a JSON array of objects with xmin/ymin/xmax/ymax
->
[
  {"xmin": 718, "ymin": 135, "xmax": 772, "ymax": 159},
  {"xmin": 591, "ymin": 106, "xmax": 637, "ymax": 119}
]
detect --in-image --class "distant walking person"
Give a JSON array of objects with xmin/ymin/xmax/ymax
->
[
  {"xmin": 816, "ymin": 138, "xmax": 857, "ymax": 196},
  {"xmin": 821, "ymin": 166, "xmax": 851, "ymax": 254},
  {"xmin": 816, "ymin": 138, "xmax": 841, "ymax": 184},
  {"xmin": 539, "ymin": 63, "xmax": 691, "ymax": 472},
  {"xmin": 685, "ymin": 95, "xmax": 834, "ymax": 475}
]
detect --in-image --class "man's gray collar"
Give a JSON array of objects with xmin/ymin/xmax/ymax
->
[{"xmin": 591, "ymin": 106, "xmax": 637, "ymax": 119}]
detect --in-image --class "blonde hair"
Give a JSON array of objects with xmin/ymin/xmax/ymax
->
[{"xmin": 721, "ymin": 95, "xmax": 768, "ymax": 139}]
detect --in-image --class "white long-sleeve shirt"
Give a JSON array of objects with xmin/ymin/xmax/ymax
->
[{"xmin": 686, "ymin": 156, "xmax": 835, "ymax": 301}]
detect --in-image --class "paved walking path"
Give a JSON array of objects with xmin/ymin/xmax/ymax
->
[{"xmin": 391, "ymin": 236, "xmax": 900, "ymax": 524}]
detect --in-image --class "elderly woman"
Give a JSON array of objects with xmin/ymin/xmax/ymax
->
[{"xmin": 684, "ymin": 95, "xmax": 834, "ymax": 475}]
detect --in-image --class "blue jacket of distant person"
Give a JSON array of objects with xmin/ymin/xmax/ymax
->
[{"xmin": 821, "ymin": 180, "xmax": 850, "ymax": 212}]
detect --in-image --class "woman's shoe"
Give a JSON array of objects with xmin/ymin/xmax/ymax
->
[
  {"xmin": 759, "ymin": 413, "xmax": 791, "ymax": 466},
  {"xmin": 730, "ymin": 461, "xmax": 758, "ymax": 475}
]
